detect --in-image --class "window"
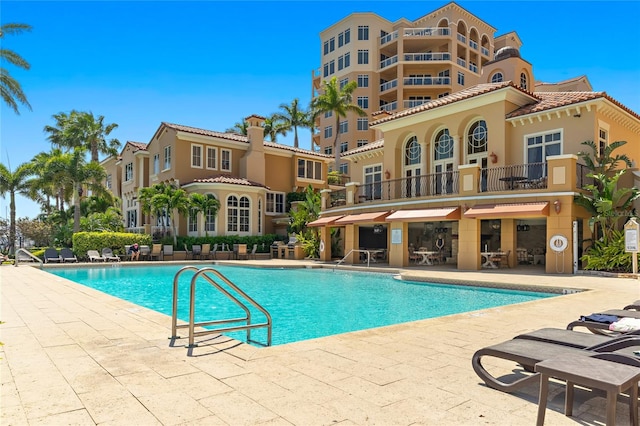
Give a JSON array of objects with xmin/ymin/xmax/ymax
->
[
  {"xmin": 126, "ymin": 210, "xmax": 137, "ymax": 228},
  {"xmin": 339, "ymin": 77, "xmax": 349, "ymax": 89},
  {"xmin": 257, "ymin": 198, "xmax": 262, "ymax": 234},
  {"xmin": 125, "ymin": 162, "xmax": 133, "ymax": 182},
  {"xmin": 357, "ymin": 96, "xmax": 368, "ymax": 109},
  {"xmin": 526, "ymin": 130, "xmax": 562, "ymax": 178},
  {"xmin": 188, "ymin": 209, "xmax": 198, "ymax": 232},
  {"xmin": 340, "ymin": 142, "xmax": 348, "ymax": 153},
  {"xmin": 297, "ymin": 159, "xmax": 322, "ymax": 180},
  {"xmin": 467, "ymin": 120, "xmax": 488, "ymax": 155},
  {"xmin": 324, "ymin": 146, "xmax": 333, "ymax": 155},
  {"xmin": 338, "ymin": 32, "xmax": 344, "ymax": 47},
  {"xmin": 323, "ymin": 40, "xmax": 329, "ymax": 55},
  {"xmin": 106, "ymin": 174, "xmax": 112, "ymax": 190},
  {"xmin": 520, "ymin": 72, "xmax": 528, "ymax": 90},
  {"xmin": 491, "ymin": 72, "xmax": 503, "ymax": 83},
  {"xmin": 339, "ymin": 120, "xmax": 348, "ymax": 134},
  {"xmin": 266, "ymin": 192, "xmax": 285, "ymax": 214},
  {"xmin": 363, "ymin": 164, "xmax": 382, "ymax": 199},
  {"xmin": 357, "ymin": 49, "xmax": 369, "ymax": 64},
  {"xmin": 357, "ymin": 140, "xmax": 368, "ymax": 147},
  {"xmin": 598, "ymin": 128, "xmax": 608, "ymax": 157},
  {"xmin": 344, "ymin": 28, "xmax": 350, "ymax": 44},
  {"xmin": 153, "ymin": 154, "xmax": 160, "ymax": 175},
  {"xmin": 163, "ymin": 146, "xmax": 171, "ymax": 170},
  {"xmin": 324, "ymin": 126, "xmax": 333, "ymax": 139},
  {"xmin": 329, "ymin": 37, "xmax": 335, "ymax": 52},
  {"xmin": 329, "ymin": 60, "xmax": 335, "ymax": 75},
  {"xmin": 191, "ymin": 144, "xmax": 202, "ymax": 168},
  {"xmin": 205, "ymin": 200, "xmax": 217, "ymax": 233},
  {"xmin": 338, "ymin": 55, "xmax": 343, "ymax": 71},
  {"xmin": 358, "ymin": 25, "xmax": 369, "ymax": 40},
  {"xmin": 358, "ymin": 74, "xmax": 369, "ymax": 87},
  {"xmin": 438, "ymin": 92, "xmax": 449, "ymax": 98},
  {"xmin": 226, "ymin": 195, "xmax": 250, "ymax": 233},
  {"xmin": 206, "ymin": 147, "xmax": 217, "ymax": 169},
  {"xmin": 405, "ymin": 136, "xmax": 421, "ymax": 166},
  {"xmin": 323, "ymin": 63, "xmax": 329, "ymax": 78},
  {"xmin": 221, "ymin": 149, "xmax": 231, "ymax": 171},
  {"xmin": 434, "ymin": 129, "xmax": 454, "ymax": 160},
  {"xmin": 339, "ymin": 162, "xmax": 348, "ymax": 174},
  {"xmin": 357, "ymin": 118, "xmax": 368, "ymax": 131},
  {"xmin": 324, "ymin": 111, "xmax": 332, "ymax": 118},
  {"xmin": 457, "ymin": 71, "xmax": 465, "ymax": 85},
  {"xmin": 344, "ymin": 52, "xmax": 350, "ymax": 68}
]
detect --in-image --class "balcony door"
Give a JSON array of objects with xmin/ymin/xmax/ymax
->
[
  {"xmin": 434, "ymin": 128, "xmax": 454, "ymax": 195},
  {"xmin": 467, "ymin": 120, "xmax": 488, "ymax": 192},
  {"xmin": 403, "ymin": 136, "xmax": 422, "ymax": 198},
  {"xmin": 364, "ymin": 165, "xmax": 382, "ymax": 200}
]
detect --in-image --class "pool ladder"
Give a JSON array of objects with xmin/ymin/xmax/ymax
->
[
  {"xmin": 170, "ymin": 266, "xmax": 272, "ymax": 348},
  {"xmin": 335, "ymin": 249, "xmax": 376, "ymax": 268}
]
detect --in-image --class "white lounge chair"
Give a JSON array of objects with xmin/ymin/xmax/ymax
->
[{"xmin": 88, "ymin": 250, "xmax": 105, "ymax": 262}]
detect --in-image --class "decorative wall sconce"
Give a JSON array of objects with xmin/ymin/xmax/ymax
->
[
  {"xmin": 490, "ymin": 220, "xmax": 501, "ymax": 230},
  {"xmin": 554, "ymin": 200, "xmax": 561, "ymax": 214},
  {"xmin": 373, "ymin": 224, "xmax": 384, "ymax": 234},
  {"xmin": 489, "ymin": 152, "xmax": 498, "ymax": 163},
  {"xmin": 384, "ymin": 170, "xmax": 391, "ymax": 179}
]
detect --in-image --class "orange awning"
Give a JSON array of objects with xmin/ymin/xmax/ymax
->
[
  {"xmin": 307, "ymin": 216, "xmax": 343, "ymax": 227},
  {"xmin": 464, "ymin": 202, "xmax": 550, "ymax": 219},
  {"xmin": 334, "ymin": 211, "xmax": 391, "ymax": 225},
  {"xmin": 385, "ymin": 207, "xmax": 461, "ymax": 222}
]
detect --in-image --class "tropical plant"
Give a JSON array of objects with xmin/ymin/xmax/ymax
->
[
  {"xmin": 274, "ymin": 98, "xmax": 311, "ymax": 148},
  {"xmin": 577, "ymin": 140, "xmax": 633, "ymax": 174},
  {"xmin": 0, "ymin": 23, "xmax": 32, "ymax": 114},
  {"xmin": 80, "ymin": 207, "xmax": 124, "ymax": 232},
  {"xmin": 16, "ymin": 217, "xmax": 53, "ymax": 247},
  {"xmin": 288, "ymin": 185, "xmax": 321, "ymax": 257},
  {"xmin": 188, "ymin": 193, "xmax": 220, "ymax": 237},
  {"xmin": 311, "ymin": 76, "xmax": 366, "ymax": 168},
  {"xmin": 138, "ymin": 182, "xmax": 190, "ymax": 245},
  {"xmin": 262, "ymin": 114, "xmax": 288, "ymax": 142},
  {"xmin": 0, "ymin": 161, "xmax": 33, "ymax": 253},
  {"xmin": 581, "ymin": 229, "xmax": 633, "ymax": 272},
  {"xmin": 225, "ymin": 119, "xmax": 248, "ymax": 135}
]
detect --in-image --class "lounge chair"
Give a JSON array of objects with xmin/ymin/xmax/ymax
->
[
  {"xmin": 567, "ymin": 309, "xmax": 640, "ymax": 334},
  {"xmin": 183, "ymin": 244, "xmax": 192, "ymax": 260},
  {"xmin": 60, "ymin": 248, "xmax": 78, "ymax": 263},
  {"xmin": 472, "ymin": 334, "xmax": 640, "ymax": 393},
  {"xmin": 44, "ymin": 247, "xmax": 62, "ymax": 263},
  {"xmin": 249, "ymin": 244, "xmax": 258, "ymax": 259},
  {"xmin": 88, "ymin": 250, "xmax": 105, "ymax": 262},
  {"xmin": 515, "ymin": 327, "xmax": 640, "ymax": 349},
  {"xmin": 149, "ymin": 244, "xmax": 162, "ymax": 261},
  {"xmin": 101, "ymin": 248, "xmax": 120, "ymax": 262},
  {"xmin": 624, "ymin": 300, "xmax": 640, "ymax": 310},
  {"xmin": 192, "ymin": 244, "xmax": 202, "ymax": 260},
  {"xmin": 162, "ymin": 245, "xmax": 174, "ymax": 261}
]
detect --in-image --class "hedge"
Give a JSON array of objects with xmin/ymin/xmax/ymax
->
[{"xmin": 72, "ymin": 232, "xmax": 153, "ymax": 260}]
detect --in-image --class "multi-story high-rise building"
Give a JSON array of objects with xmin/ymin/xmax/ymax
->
[{"xmin": 311, "ymin": 2, "xmax": 589, "ymax": 175}]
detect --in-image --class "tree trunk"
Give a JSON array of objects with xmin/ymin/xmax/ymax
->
[
  {"xmin": 333, "ymin": 115, "xmax": 340, "ymax": 172},
  {"xmin": 73, "ymin": 184, "xmax": 81, "ymax": 233},
  {"xmin": 294, "ymin": 126, "xmax": 299, "ymax": 148},
  {"xmin": 9, "ymin": 191, "xmax": 16, "ymax": 254}
]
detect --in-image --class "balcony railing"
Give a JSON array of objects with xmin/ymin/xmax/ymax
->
[
  {"xmin": 404, "ymin": 52, "xmax": 450, "ymax": 62},
  {"xmin": 457, "ymin": 33, "xmax": 466, "ymax": 43},
  {"xmin": 330, "ymin": 188, "xmax": 347, "ymax": 207},
  {"xmin": 404, "ymin": 99, "xmax": 430, "ymax": 108},
  {"xmin": 403, "ymin": 76, "xmax": 450, "ymax": 86},
  {"xmin": 380, "ymin": 79, "xmax": 398, "ymax": 92},
  {"xmin": 403, "ymin": 27, "xmax": 450, "ymax": 37},
  {"xmin": 380, "ymin": 30, "xmax": 399, "ymax": 45},
  {"xmin": 151, "ymin": 226, "xmax": 173, "ymax": 241},
  {"xmin": 457, "ymin": 57, "xmax": 466, "ymax": 67},
  {"xmin": 355, "ymin": 171, "xmax": 460, "ymax": 203},
  {"xmin": 469, "ymin": 40, "xmax": 478, "ymax": 50},
  {"xmin": 125, "ymin": 226, "xmax": 146, "ymax": 234},
  {"xmin": 576, "ymin": 163, "xmax": 596, "ymax": 189},
  {"xmin": 481, "ymin": 162, "xmax": 548, "ymax": 192},
  {"xmin": 328, "ymin": 173, "xmax": 350, "ymax": 186},
  {"xmin": 469, "ymin": 63, "xmax": 478, "ymax": 73},
  {"xmin": 481, "ymin": 46, "xmax": 490, "ymax": 57},
  {"xmin": 380, "ymin": 101, "xmax": 398, "ymax": 112},
  {"xmin": 380, "ymin": 55, "xmax": 398, "ymax": 69}
]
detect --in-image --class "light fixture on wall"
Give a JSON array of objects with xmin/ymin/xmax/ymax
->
[
  {"xmin": 489, "ymin": 152, "xmax": 498, "ymax": 163},
  {"xmin": 384, "ymin": 169, "xmax": 391, "ymax": 179},
  {"xmin": 491, "ymin": 220, "xmax": 501, "ymax": 230},
  {"xmin": 554, "ymin": 200, "xmax": 561, "ymax": 214},
  {"xmin": 373, "ymin": 225, "xmax": 384, "ymax": 234}
]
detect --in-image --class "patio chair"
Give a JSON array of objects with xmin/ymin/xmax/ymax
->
[
  {"xmin": 192, "ymin": 244, "xmax": 202, "ymax": 260},
  {"xmin": 87, "ymin": 250, "xmax": 105, "ymax": 262},
  {"xmin": 201, "ymin": 243, "xmax": 211, "ymax": 260},
  {"xmin": 237, "ymin": 244, "xmax": 248, "ymax": 260},
  {"xmin": 149, "ymin": 244, "xmax": 162, "ymax": 261},
  {"xmin": 60, "ymin": 248, "xmax": 78, "ymax": 263},
  {"xmin": 139, "ymin": 245, "xmax": 150, "ymax": 260},
  {"xmin": 567, "ymin": 309, "xmax": 640, "ymax": 335},
  {"xmin": 44, "ymin": 247, "xmax": 62, "ymax": 263},
  {"xmin": 472, "ymin": 333, "xmax": 640, "ymax": 393},
  {"xmin": 123, "ymin": 245, "xmax": 132, "ymax": 261},
  {"xmin": 101, "ymin": 248, "xmax": 120, "ymax": 262},
  {"xmin": 183, "ymin": 243, "xmax": 192, "ymax": 260},
  {"xmin": 249, "ymin": 244, "xmax": 258, "ymax": 259},
  {"xmin": 162, "ymin": 245, "xmax": 174, "ymax": 261}
]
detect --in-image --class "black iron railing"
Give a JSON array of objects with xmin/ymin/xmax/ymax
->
[
  {"xmin": 355, "ymin": 171, "xmax": 460, "ymax": 203},
  {"xmin": 576, "ymin": 163, "xmax": 595, "ymax": 189},
  {"xmin": 330, "ymin": 188, "xmax": 347, "ymax": 207},
  {"xmin": 482, "ymin": 162, "xmax": 548, "ymax": 192}
]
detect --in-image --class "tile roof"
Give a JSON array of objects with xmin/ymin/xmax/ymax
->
[
  {"xmin": 128, "ymin": 141, "xmax": 148, "ymax": 151},
  {"xmin": 187, "ymin": 174, "xmax": 269, "ymax": 189},
  {"xmin": 371, "ymin": 81, "xmax": 529, "ymax": 125},
  {"xmin": 506, "ymin": 91, "xmax": 605, "ymax": 118}
]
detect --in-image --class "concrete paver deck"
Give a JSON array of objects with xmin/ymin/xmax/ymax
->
[{"xmin": 1, "ymin": 261, "xmax": 639, "ymax": 425}]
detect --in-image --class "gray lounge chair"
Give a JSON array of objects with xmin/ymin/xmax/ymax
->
[
  {"xmin": 60, "ymin": 248, "xmax": 78, "ymax": 263},
  {"xmin": 567, "ymin": 309, "xmax": 640, "ymax": 334},
  {"xmin": 101, "ymin": 248, "xmax": 120, "ymax": 262},
  {"xmin": 472, "ymin": 335, "xmax": 640, "ymax": 393},
  {"xmin": 624, "ymin": 300, "xmax": 640, "ymax": 310},
  {"xmin": 44, "ymin": 247, "xmax": 62, "ymax": 263}
]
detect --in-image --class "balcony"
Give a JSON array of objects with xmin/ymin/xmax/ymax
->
[
  {"xmin": 404, "ymin": 52, "xmax": 450, "ymax": 62},
  {"xmin": 380, "ymin": 101, "xmax": 398, "ymax": 112},
  {"xmin": 380, "ymin": 79, "xmax": 398, "ymax": 92},
  {"xmin": 403, "ymin": 76, "xmax": 450, "ymax": 86},
  {"xmin": 329, "ymin": 188, "xmax": 347, "ymax": 207},
  {"xmin": 380, "ymin": 30, "xmax": 399, "ymax": 45},
  {"xmin": 481, "ymin": 163, "xmax": 548, "ymax": 192},
  {"xmin": 457, "ymin": 57, "xmax": 466, "ymax": 67},
  {"xmin": 469, "ymin": 63, "xmax": 478, "ymax": 73},
  {"xmin": 403, "ymin": 99, "xmax": 430, "ymax": 108},
  {"xmin": 125, "ymin": 226, "xmax": 146, "ymax": 234},
  {"xmin": 469, "ymin": 40, "xmax": 478, "ymax": 50},
  {"xmin": 328, "ymin": 172, "xmax": 350, "ymax": 186},
  {"xmin": 354, "ymin": 171, "xmax": 460, "ymax": 204},
  {"xmin": 481, "ymin": 46, "xmax": 490, "ymax": 57},
  {"xmin": 403, "ymin": 27, "xmax": 450, "ymax": 37},
  {"xmin": 380, "ymin": 55, "xmax": 398, "ymax": 70},
  {"xmin": 457, "ymin": 33, "xmax": 466, "ymax": 43}
]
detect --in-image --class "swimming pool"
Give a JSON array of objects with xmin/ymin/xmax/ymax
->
[{"xmin": 48, "ymin": 265, "xmax": 554, "ymax": 346}]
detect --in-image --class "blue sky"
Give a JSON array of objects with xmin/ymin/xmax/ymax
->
[{"xmin": 2, "ymin": 1, "xmax": 639, "ymax": 219}]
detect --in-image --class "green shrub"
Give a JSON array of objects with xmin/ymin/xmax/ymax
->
[
  {"xmin": 172, "ymin": 234, "xmax": 285, "ymax": 253},
  {"xmin": 581, "ymin": 230, "xmax": 632, "ymax": 272}
]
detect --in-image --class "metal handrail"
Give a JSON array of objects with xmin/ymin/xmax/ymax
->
[
  {"xmin": 335, "ymin": 249, "xmax": 382, "ymax": 268},
  {"xmin": 14, "ymin": 248, "xmax": 43, "ymax": 268},
  {"xmin": 170, "ymin": 266, "xmax": 272, "ymax": 348}
]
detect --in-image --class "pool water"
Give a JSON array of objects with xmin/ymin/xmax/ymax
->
[{"xmin": 48, "ymin": 265, "xmax": 554, "ymax": 346}]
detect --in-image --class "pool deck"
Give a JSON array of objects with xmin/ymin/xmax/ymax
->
[{"xmin": 2, "ymin": 260, "xmax": 639, "ymax": 425}]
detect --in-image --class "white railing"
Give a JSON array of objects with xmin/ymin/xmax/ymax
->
[
  {"xmin": 469, "ymin": 40, "xmax": 478, "ymax": 50},
  {"xmin": 380, "ymin": 79, "xmax": 398, "ymax": 92},
  {"xmin": 404, "ymin": 52, "xmax": 450, "ymax": 62},
  {"xmin": 404, "ymin": 99, "xmax": 430, "ymax": 108},
  {"xmin": 151, "ymin": 225, "xmax": 173, "ymax": 239},
  {"xmin": 403, "ymin": 76, "xmax": 450, "ymax": 86},
  {"xmin": 380, "ymin": 55, "xmax": 398, "ymax": 69},
  {"xmin": 380, "ymin": 102, "xmax": 398, "ymax": 112},
  {"xmin": 469, "ymin": 63, "xmax": 478, "ymax": 73},
  {"xmin": 481, "ymin": 46, "xmax": 490, "ymax": 57},
  {"xmin": 125, "ymin": 226, "xmax": 146, "ymax": 234},
  {"xmin": 403, "ymin": 27, "xmax": 450, "ymax": 37},
  {"xmin": 457, "ymin": 57, "xmax": 466, "ymax": 67},
  {"xmin": 380, "ymin": 31, "xmax": 398, "ymax": 45},
  {"xmin": 457, "ymin": 33, "xmax": 466, "ymax": 43}
]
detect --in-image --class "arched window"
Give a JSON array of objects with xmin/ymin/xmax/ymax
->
[
  {"xmin": 404, "ymin": 136, "xmax": 421, "ymax": 166},
  {"xmin": 491, "ymin": 72, "xmax": 503, "ymax": 83},
  {"xmin": 520, "ymin": 72, "xmax": 528, "ymax": 90},
  {"xmin": 227, "ymin": 195, "xmax": 250, "ymax": 233},
  {"xmin": 434, "ymin": 129, "xmax": 453, "ymax": 160},
  {"xmin": 467, "ymin": 120, "xmax": 488, "ymax": 155}
]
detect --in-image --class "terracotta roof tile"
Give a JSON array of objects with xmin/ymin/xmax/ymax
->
[
  {"xmin": 128, "ymin": 141, "xmax": 148, "ymax": 151},
  {"xmin": 188, "ymin": 174, "xmax": 269, "ymax": 189}
]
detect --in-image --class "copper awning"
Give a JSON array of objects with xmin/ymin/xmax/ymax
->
[
  {"xmin": 334, "ymin": 211, "xmax": 391, "ymax": 225},
  {"xmin": 306, "ymin": 215, "xmax": 343, "ymax": 227},
  {"xmin": 385, "ymin": 207, "xmax": 461, "ymax": 222},
  {"xmin": 464, "ymin": 202, "xmax": 550, "ymax": 219}
]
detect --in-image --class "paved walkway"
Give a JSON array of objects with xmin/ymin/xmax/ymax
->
[{"xmin": 1, "ymin": 261, "xmax": 639, "ymax": 425}]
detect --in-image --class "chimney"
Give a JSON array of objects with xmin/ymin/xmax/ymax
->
[{"xmin": 240, "ymin": 114, "xmax": 266, "ymax": 182}]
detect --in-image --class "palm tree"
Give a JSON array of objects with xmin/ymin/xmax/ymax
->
[
  {"xmin": 262, "ymin": 114, "xmax": 288, "ymax": 142},
  {"xmin": 225, "ymin": 120, "xmax": 248, "ymax": 135},
  {"xmin": 0, "ymin": 23, "xmax": 32, "ymax": 115},
  {"xmin": 0, "ymin": 161, "xmax": 33, "ymax": 253},
  {"xmin": 44, "ymin": 110, "xmax": 120, "ymax": 163},
  {"xmin": 189, "ymin": 193, "xmax": 220, "ymax": 236},
  {"xmin": 28, "ymin": 149, "xmax": 69, "ymax": 213},
  {"xmin": 139, "ymin": 182, "xmax": 190, "ymax": 245},
  {"xmin": 311, "ymin": 77, "xmax": 366, "ymax": 169},
  {"xmin": 274, "ymin": 98, "xmax": 311, "ymax": 148}
]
